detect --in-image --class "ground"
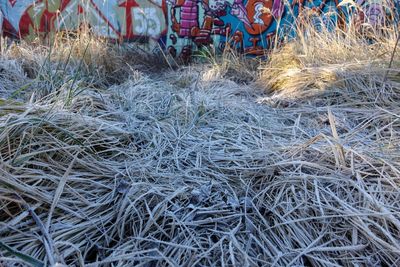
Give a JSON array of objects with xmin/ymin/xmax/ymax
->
[{"xmin": 0, "ymin": 26, "xmax": 400, "ymax": 266}]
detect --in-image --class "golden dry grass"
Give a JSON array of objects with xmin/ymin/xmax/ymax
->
[{"xmin": 258, "ymin": 19, "xmax": 400, "ymax": 107}]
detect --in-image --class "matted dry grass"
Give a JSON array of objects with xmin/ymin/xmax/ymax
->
[{"xmin": 1, "ymin": 19, "xmax": 400, "ymax": 267}]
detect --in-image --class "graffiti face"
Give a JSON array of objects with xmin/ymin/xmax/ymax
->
[
  {"xmin": 1, "ymin": 0, "xmax": 398, "ymax": 57},
  {"xmin": 208, "ymin": 0, "xmax": 227, "ymax": 11}
]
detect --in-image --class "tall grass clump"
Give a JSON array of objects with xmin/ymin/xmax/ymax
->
[
  {"xmin": 0, "ymin": 27, "xmax": 168, "ymax": 104},
  {"xmin": 258, "ymin": 4, "xmax": 400, "ymax": 107}
]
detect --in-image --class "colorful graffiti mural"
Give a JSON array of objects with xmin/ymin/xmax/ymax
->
[{"xmin": 0, "ymin": 0, "xmax": 399, "ymax": 58}]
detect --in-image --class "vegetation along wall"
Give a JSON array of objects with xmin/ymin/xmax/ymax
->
[{"xmin": 0, "ymin": 0, "xmax": 399, "ymax": 58}]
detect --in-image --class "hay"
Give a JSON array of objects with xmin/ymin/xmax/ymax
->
[
  {"xmin": 1, "ymin": 26, "xmax": 400, "ymax": 266},
  {"xmin": 258, "ymin": 20, "xmax": 400, "ymax": 107}
]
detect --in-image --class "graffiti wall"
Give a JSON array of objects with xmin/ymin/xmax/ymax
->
[{"xmin": 0, "ymin": 0, "xmax": 399, "ymax": 58}]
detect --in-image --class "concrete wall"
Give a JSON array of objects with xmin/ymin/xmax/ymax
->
[{"xmin": 0, "ymin": 0, "xmax": 398, "ymax": 58}]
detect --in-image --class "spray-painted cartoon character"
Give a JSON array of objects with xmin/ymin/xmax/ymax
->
[
  {"xmin": 167, "ymin": 0, "xmax": 285, "ymax": 57},
  {"xmin": 168, "ymin": 0, "xmax": 284, "ymax": 58},
  {"xmin": 168, "ymin": 0, "xmax": 251, "ymax": 53}
]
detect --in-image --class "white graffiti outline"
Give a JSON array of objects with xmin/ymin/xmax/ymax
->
[{"xmin": 254, "ymin": 3, "xmax": 265, "ymax": 25}]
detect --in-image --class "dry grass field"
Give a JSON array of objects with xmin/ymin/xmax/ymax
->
[{"xmin": 0, "ymin": 17, "xmax": 400, "ymax": 266}]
